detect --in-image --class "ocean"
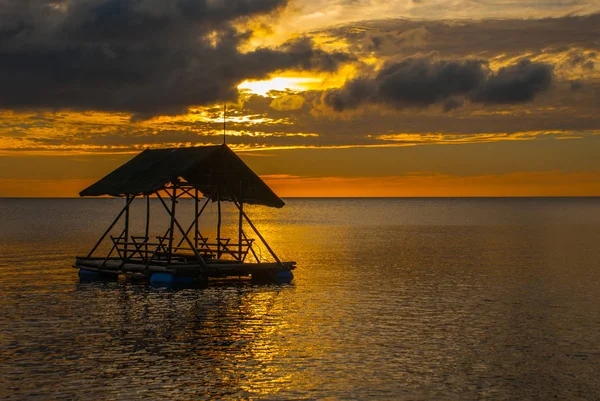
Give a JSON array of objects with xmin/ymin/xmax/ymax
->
[{"xmin": 1, "ymin": 197, "xmax": 600, "ymax": 400}]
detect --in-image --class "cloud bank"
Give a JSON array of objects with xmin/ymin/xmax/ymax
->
[
  {"xmin": 0, "ymin": 0, "xmax": 350, "ymax": 118},
  {"xmin": 324, "ymin": 58, "xmax": 553, "ymax": 112},
  {"xmin": 0, "ymin": 11, "xmax": 599, "ymax": 154}
]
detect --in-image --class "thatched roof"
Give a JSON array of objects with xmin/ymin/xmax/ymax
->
[{"xmin": 79, "ymin": 145, "xmax": 284, "ymax": 208}]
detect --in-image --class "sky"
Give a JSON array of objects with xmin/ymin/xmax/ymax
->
[{"xmin": 1, "ymin": 0, "xmax": 600, "ymax": 197}]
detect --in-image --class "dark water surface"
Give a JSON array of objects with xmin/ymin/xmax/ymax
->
[{"xmin": 1, "ymin": 198, "xmax": 600, "ymax": 400}]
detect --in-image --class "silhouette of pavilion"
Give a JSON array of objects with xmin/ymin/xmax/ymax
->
[{"xmin": 74, "ymin": 144, "xmax": 295, "ymax": 285}]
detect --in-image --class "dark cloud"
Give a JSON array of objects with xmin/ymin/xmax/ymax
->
[
  {"xmin": 377, "ymin": 58, "xmax": 487, "ymax": 107},
  {"xmin": 443, "ymin": 97, "xmax": 463, "ymax": 112},
  {"xmin": 473, "ymin": 60, "xmax": 553, "ymax": 104},
  {"xmin": 324, "ymin": 57, "xmax": 553, "ymax": 111},
  {"xmin": 325, "ymin": 58, "xmax": 485, "ymax": 111},
  {"xmin": 0, "ymin": 0, "xmax": 350, "ymax": 118},
  {"xmin": 324, "ymin": 79, "xmax": 376, "ymax": 112}
]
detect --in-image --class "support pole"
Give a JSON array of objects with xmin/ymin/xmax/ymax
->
[
  {"xmin": 175, "ymin": 191, "xmax": 213, "ymax": 250},
  {"xmin": 156, "ymin": 192, "xmax": 209, "ymax": 270},
  {"xmin": 233, "ymin": 200, "xmax": 282, "ymax": 265},
  {"xmin": 86, "ymin": 196, "xmax": 136, "ymax": 257},
  {"xmin": 194, "ymin": 189, "xmax": 199, "ymax": 248},
  {"xmin": 145, "ymin": 195, "xmax": 150, "ymax": 260},
  {"xmin": 238, "ymin": 187, "xmax": 243, "ymax": 261},
  {"xmin": 124, "ymin": 194, "xmax": 131, "ymax": 259},
  {"xmin": 167, "ymin": 182, "xmax": 177, "ymax": 264},
  {"xmin": 217, "ymin": 184, "xmax": 221, "ymax": 259}
]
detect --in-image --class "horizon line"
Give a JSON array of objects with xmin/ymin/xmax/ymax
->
[{"xmin": 1, "ymin": 196, "xmax": 599, "ymax": 200}]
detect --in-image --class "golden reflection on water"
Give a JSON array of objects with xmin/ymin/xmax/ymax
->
[{"xmin": 3, "ymin": 198, "xmax": 600, "ymax": 399}]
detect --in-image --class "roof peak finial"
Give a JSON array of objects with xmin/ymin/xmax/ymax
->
[{"xmin": 223, "ymin": 103, "xmax": 226, "ymax": 145}]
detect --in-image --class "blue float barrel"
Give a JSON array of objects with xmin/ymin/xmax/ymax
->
[
  {"xmin": 252, "ymin": 270, "xmax": 294, "ymax": 283},
  {"xmin": 78, "ymin": 269, "xmax": 104, "ymax": 280},
  {"xmin": 275, "ymin": 270, "xmax": 294, "ymax": 283},
  {"xmin": 150, "ymin": 272, "xmax": 199, "ymax": 286},
  {"xmin": 150, "ymin": 272, "xmax": 175, "ymax": 285}
]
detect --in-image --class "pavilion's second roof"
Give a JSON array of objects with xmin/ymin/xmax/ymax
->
[{"xmin": 79, "ymin": 145, "xmax": 284, "ymax": 208}]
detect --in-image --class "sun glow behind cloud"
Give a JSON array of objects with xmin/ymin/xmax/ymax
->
[
  {"xmin": 1, "ymin": 6, "xmax": 600, "ymax": 197},
  {"xmin": 238, "ymin": 77, "xmax": 322, "ymax": 96}
]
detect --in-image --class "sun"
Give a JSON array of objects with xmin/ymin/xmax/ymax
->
[{"xmin": 238, "ymin": 77, "xmax": 322, "ymax": 96}]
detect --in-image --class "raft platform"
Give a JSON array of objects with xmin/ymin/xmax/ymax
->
[
  {"xmin": 75, "ymin": 257, "xmax": 296, "ymax": 285},
  {"xmin": 74, "ymin": 145, "xmax": 296, "ymax": 286}
]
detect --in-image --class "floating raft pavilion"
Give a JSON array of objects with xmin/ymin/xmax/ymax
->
[{"xmin": 75, "ymin": 144, "xmax": 295, "ymax": 285}]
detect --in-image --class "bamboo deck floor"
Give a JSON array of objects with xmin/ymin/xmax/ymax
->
[{"xmin": 74, "ymin": 256, "xmax": 296, "ymax": 279}]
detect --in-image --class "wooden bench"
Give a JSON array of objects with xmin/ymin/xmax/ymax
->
[{"xmin": 110, "ymin": 235, "xmax": 256, "ymax": 262}]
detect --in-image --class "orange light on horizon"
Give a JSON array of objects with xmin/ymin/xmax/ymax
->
[
  {"xmin": 2, "ymin": 171, "xmax": 600, "ymax": 198},
  {"xmin": 261, "ymin": 172, "xmax": 600, "ymax": 198}
]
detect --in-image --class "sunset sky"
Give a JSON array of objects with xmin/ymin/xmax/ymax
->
[{"xmin": 1, "ymin": 0, "xmax": 599, "ymax": 197}]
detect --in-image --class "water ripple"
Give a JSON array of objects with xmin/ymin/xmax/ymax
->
[{"xmin": 2, "ymin": 198, "xmax": 600, "ymax": 399}]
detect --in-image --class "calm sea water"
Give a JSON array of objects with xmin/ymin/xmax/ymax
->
[{"xmin": 1, "ymin": 197, "xmax": 600, "ymax": 400}]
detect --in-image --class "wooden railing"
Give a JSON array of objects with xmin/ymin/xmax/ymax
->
[{"xmin": 109, "ymin": 235, "xmax": 255, "ymax": 263}]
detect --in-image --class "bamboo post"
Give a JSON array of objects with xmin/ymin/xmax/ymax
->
[
  {"xmin": 145, "ymin": 194, "xmax": 150, "ymax": 260},
  {"xmin": 156, "ymin": 192, "xmax": 209, "ymax": 270},
  {"xmin": 194, "ymin": 189, "xmax": 199, "ymax": 248},
  {"xmin": 86, "ymin": 196, "xmax": 136, "ymax": 257},
  {"xmin": 238, "ymin": 186, "xmax": 243, "ymax": 261},
  {"xmin": 233, "ymin": 199, "xmax": 282, "ymax": 265},
  {"xmin": 123, "ymin": 195, "xmax": 130, "ymax": 259},
  {"xmin": 169, "ymin": 182, "xmax": 179, "ymax": 264},
  {"xmin": 217, "ymin": 184, "xmax": 221, "ymax": 259},
  {"xmin": 174, "ymin": 192, "xmax": 212, "ymax": 250}
]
